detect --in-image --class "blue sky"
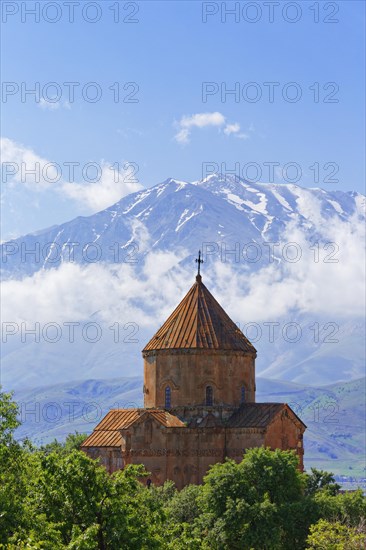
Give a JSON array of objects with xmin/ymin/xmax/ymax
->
[{"xmin": 1, "ymin": 0, "xmax": 365, "ymax": 239}]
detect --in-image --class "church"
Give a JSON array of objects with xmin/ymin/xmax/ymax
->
[{"xmin": 82, "ymin": 254, "xmax": 306, "ymax": 488}]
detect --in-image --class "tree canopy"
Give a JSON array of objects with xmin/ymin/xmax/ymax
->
[{"xmin": 0, "ymin": 389, "xmax": 365, "ymax": 549}]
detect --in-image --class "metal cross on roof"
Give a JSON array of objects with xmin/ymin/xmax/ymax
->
[{"xmin": 195, "ymin": 250, "xmax": 203, "ymax": 277}]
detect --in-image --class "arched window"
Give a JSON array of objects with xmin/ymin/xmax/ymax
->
[
  {"xmin": 165, "ymin": 386, "xmax": 171, "ymax": 409},
  {"xmin": 206, "ymin": 385, "xmax": 213, "ymax": 406},
  {"xmin": 241, "ymin": 386, "xmax": 245, "ymax": 404}
]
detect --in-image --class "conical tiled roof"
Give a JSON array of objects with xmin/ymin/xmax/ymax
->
[{"xmin": 143, "ymin": 275, "xmax": 256, "ymax": 353}]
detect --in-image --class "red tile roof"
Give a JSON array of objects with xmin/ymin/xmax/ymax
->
[
  {"xmin": 81, "ymin": 409, "xmax": 185, "ymax": 448},
  {"xmin": 143, "ymin": 275, "xmax": 256, "ymax": 353},
  {"xmin": 227, "ymin": 403, "xmax": 306, "ymax": 428},
  {"xmin": 81, "ymin": 404, "xmax": 305, "ymax": 448},
  {"xmin": 145, "ymin": 410, "xmax": 186, "ymax": 428},
  {"xmin": 81, "ymin": 430, "xmax": 123, "ymax": 447},
  {"xmin": 93, "ymin": 409, "xmax": 140, "ymax": 431}
]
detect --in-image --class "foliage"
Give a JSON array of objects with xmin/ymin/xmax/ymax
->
[
  {"xmin": 305, "ymin": 468, "xmax": 341, "ymax": 496},
  {"xmin": 6, "ymin": 457, "xmax": 165, "ymax": 549},
  {"xmin": 166, "ymin": 484, "xmax": 201, "ymax": 524},
  {"xmin": 314, "ymin": 489, "xmax": 366, "ymax": 527},
  {"xmin": 194, "ymin": 447, "xmax": 308, "ymax": 549},
  {"xmin": 0, "ymin": 388, "xmax": 29, "ymax": 543},
  {"xmin": 306, "ymin": 519, "xmax": 366, "ymax": 549},
  {"xmin": 38, "ymin": 432, "xmax": 88, "ymax": 456},
  {"xmin": 0, "ymin": 389, "xmax": 20, "ymax": 447},
  {"xmin": 0, "ymin": 390, "xmax": 365, "ymax": 549}
]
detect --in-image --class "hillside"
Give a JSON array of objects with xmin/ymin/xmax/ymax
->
[{"xmin": 14, "ymin": 376, "xmax": 366, "ymax": 483}]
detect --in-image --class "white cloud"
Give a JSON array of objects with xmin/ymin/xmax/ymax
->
[
  {"xmin": 39, "ymin": 99, "xmax": 71, "ymax": 111},
  {"xmin": 175, "ymin": 127, "xmax": 190, "ymax": 144},
  {"xmin": 1, "ymin": 137, "xmax": 143, "ymax": 212},
  {"xmin": 223, "ymin": 122, "xmax": 240, "ymax": 135},
  {"xmin": 39, "ymin": 98, "xmax": 60, "ymax": 111},
  {"xmin": 61, "ymin": 161, "xmax": 143, "ymax": 211},
  {"xmin": 223, "ymin": 123, "xmax": 249, "ymax": 140},
  {"xmin": 174, "ymin": 112, "xmax": 244, "ymax": 144},
  {"xmin": 181, "ymin": 111, "xmax": 226, "ymax": 129},
  {"xmin": 1, "ymin": 213, "xmax": 364, "ymax": 331},
  {"xmin": 210, "ymin": 215, "xmax": 365, "ymax": 322},
  {"xmin": 1, "ymin": 218, "xmax": 364, "ymax": 388},
  {"xmin": 1, "ymin": 137, "xmax": 56, "ymax": 191},
  {"xmin": 0, "ymin": 249, "xmax": 192, "ymax": 326}
]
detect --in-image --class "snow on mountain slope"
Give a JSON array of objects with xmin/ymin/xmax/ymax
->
[
  {"xmin": 1, "ymin": 175, "xmax": 363, "ymax": 278},
  {"xmin": 1, "ymin": 175, "xmax": 364, "ymax": 390},
  {"xmin": 195, "ymin": 174, "xmax": 364, "ymax": 240}
]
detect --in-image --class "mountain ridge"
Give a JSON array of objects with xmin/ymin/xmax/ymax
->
[
  {"xmin": 1, "ymin": 174, "xmax": 364, "ymax": 278},
  {"xmin": 1, "ymin": 174, "xmax": 364, "ymax": 390}
]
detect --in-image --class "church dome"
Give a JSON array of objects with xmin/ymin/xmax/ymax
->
[{"xmin": 142, "ymin": 274, "xmax": 256, "ymax": 354}]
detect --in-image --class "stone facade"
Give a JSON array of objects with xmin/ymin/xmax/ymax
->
[
  {"xmin": 143, "ymin": 349, "xmax": 256, "ymax": 408},
  {"xmin": 82, "ymin": 274, "xmax": 306, "ymax": 488}
]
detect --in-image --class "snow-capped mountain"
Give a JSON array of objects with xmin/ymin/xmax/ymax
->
[
  {"xmin": 1, "ymin": 174, "xmax": 364, "ymax": 278},
  {"xmin": 1, "ymin": 174, "xmax": 365, "ymax": 391}
]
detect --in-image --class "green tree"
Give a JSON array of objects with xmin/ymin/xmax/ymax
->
[
  {"xmin": 102, "ymin": 465, "xmax": 165, "ymax": 549},
  {"xmin": 163, "ymin": 484, "xmax": 202, "ymax": 549},
  {"xmin": 306, "ymin": 519, "xmax": 366, "ymax": 549},
  {"xmin": 315, "ymin": 490, "xmax": 366, "ymax": 527},
  {"xmin": 9, "ymin": 452, "xmax": 165, "ymax": 549},
  {"xmin": 166, "ymin": 484, "xmax": 201, "ymax": 525},
  {"xmin": 2, "ymin": 390, "xmax": 365, "ymax": 550},
  {"xmin": 0, "ymin": 389, "xmax": 20, "ymax": 446},
  {"xmin": 195, "ymin": 447, "xmax": 308, "ymax": 550},
  {"xmin": 149, "ymin": 480, "xmax": 177, "ymax": 510},
  {"xmin": 305, "ymin": 468, "xmax": 341, "ymax": 496},
  {"xmin": 38, "ymin": 432, "xmax": 88, "ymax": 456},
  {"xmin": 0, "ymin": 388, "xmax": 31, "ymax": 543}
]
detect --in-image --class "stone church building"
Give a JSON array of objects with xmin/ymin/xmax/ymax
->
[{"xmin": 82, "ymin": 263, "xmax": 306, "ymax": 488}]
